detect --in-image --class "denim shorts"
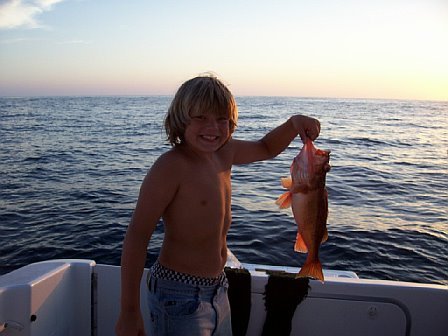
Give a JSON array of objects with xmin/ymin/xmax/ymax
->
[{"xmin": 147, "ymin": 273, "xmax": 232, "ymax": 335}]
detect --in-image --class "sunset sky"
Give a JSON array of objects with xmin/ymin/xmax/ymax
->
[{"xmin": 1, "ymin": 0, "xmax": 447, "ymax": 100}]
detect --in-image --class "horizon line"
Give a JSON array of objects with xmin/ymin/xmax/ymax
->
[{"xmin": 1, "ymin": 94, "xmax": 446, "ymax": 103}]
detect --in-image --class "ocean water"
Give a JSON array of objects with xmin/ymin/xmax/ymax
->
[{"xmin": 0, "ymin": 96, "xmax": 447, "ymax": 285}]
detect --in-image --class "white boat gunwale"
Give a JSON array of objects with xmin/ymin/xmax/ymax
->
[{"xmin": 1, "ymin": 258, "xmax": 447, "ymax": 336}]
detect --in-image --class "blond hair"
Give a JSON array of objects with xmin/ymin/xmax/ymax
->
[{"xmin": 165, "ymin": 75, "xmax": 238, "ymax": 146}]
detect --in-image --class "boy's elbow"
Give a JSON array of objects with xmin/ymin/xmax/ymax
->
[{"xmin": 125, "ymin": 218, "xmax": 153, "ymax": 246}]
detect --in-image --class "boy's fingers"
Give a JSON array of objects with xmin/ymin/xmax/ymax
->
[{"xmin": 306, "ymin": 120, "xmax": 320, "ymax": 141}]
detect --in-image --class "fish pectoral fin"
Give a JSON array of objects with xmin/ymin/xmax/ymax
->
[
  {"xmin": 294, "ymin": 232, "xmax": 308, "ymax": 253},
  {"xmin": 275, "ymin": 191, "xmax": 292, "ymax": 209},
  {"xmin": 280, "ymin": 177, "xmax": 292, "ymax": 189}
]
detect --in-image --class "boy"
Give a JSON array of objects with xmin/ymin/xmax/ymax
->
[{"xmin": 115, "ymin": 75, "xmax": 320, "ymax": 335}]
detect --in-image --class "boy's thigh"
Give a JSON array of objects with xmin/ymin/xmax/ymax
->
[
  {"xmin": 213, "ymin": 286, "xmax": 232, "ymax": 336},
  {"xmin": 147, "ymin": 285, "xmax": 218, "ymax": 335}
]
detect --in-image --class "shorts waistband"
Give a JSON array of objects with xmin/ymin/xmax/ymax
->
[{"xmin": 148, "ymin": 260, "xmax": 227, "ymax": 287}]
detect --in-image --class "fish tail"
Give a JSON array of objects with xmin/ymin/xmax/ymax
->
[
  {"xmin": 297, "ymin": 259, "xmax": 324, "ymax": 282},
  {"xmin": 275, "ymin": 191, "xmax": 292, "ymax": 209}
]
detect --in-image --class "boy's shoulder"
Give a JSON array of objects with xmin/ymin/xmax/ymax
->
[
  {"xmin": 152, "ymin": 147, "xmax": 199, "ymax": 173},
  {"xmin": 144, "ymin": 149, "xmax": 187, "ymax": 185},
  {"xmin": 153, "ymin": 148, "xmax": 185, "ymax": 168}
]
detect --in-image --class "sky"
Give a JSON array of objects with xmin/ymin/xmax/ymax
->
[{"xmin": 0, "ymin": 0, "xmax": 447, "ymax": 100}]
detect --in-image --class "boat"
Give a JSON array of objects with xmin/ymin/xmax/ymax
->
[{"xmin": 0, "ymin": 250, "xmax": 447, "ymax": 336}]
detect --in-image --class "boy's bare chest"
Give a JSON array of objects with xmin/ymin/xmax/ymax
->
[
  {"xmin": 176, "ymin": 162, "xmax": 229, "ymax": 205},
  {"xmin": 163, "ymin": 164, "xmax": 232, "ymax": 240},
  {"xmin": 184, "ymin": 170, "xmax": 230, "ymax": 197}
]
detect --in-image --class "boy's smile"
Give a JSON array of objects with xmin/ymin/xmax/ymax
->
[
  {"xmin": 201, "ymin": 135, "xmax": 219, "ymax": 141},
  {"xmin": 184, "ymin": 113, "xmax": 230, "ymax": 153}
]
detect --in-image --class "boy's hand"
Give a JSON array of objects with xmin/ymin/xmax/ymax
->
[
  {"xmin": 291, "ymin": 115, "xmax": 321, "ymax": 143},
  {"xmin": 115, "ymin": 311, "xmax": 146, "ymax": 336}
]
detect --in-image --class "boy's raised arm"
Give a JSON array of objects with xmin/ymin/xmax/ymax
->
[{"xmin": 231, "ymin": 115, "xmax": 320, "ymax": 165}]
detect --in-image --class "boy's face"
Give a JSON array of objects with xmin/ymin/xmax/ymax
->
[{"xmin": 184, "ymin": 111, "xmax": 231, "ymax": 153}]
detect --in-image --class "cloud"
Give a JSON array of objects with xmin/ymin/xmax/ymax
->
[
  {"xmin": 59, "ymin": 39, "xmax": 91, "ymax": 44},
  {"xmin": 0, "ymin": 0, "xmax": 64, "ymax": 29},
  {"xmin": 0, "ymin": 37, "xmax": 35, "ymax": 43}
]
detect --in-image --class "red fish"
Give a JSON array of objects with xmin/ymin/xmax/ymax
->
[{"xmin": 276, "ymin": 138, "xmax": 331, "ymax": 281}]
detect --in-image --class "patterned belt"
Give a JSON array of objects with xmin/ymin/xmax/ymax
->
[{"xmin": 148, "ymin": 260, "xmax": 228, "ymax": 287}]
